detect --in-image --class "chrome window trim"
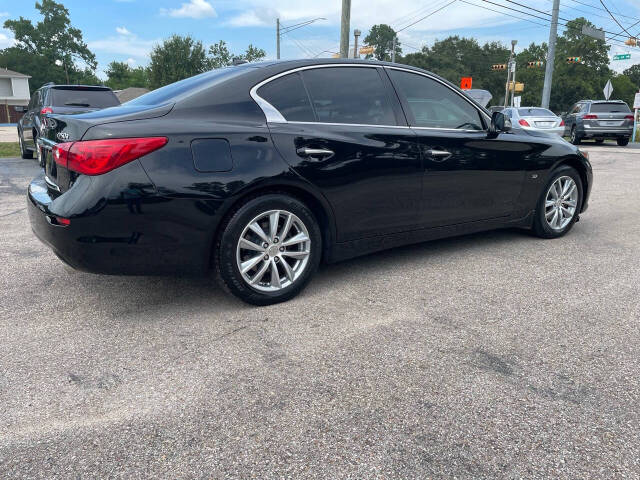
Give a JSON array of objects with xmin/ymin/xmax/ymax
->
[{"xmin": 250, "ymin": 62, "xmax": 490, "ymax": 132}]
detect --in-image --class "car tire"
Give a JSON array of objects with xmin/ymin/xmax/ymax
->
[
  {"xmin": 569, "ymin": 126, "xmax": 581, "ymax": 145},
  {"xmin": 18, "ymin": 130, "xmax": 33, "ymax": 159},
  {"xmin": 532, "ymin": 165, "xmax": 583, "ymax": 239},
  {"xmin": 34, "ymin": 135, "xmax": 44, "ymax": 167},
  {"xmin": 215, "ymin": 194, "xmax": 322, "ymax": 305},
  {"xmin": 595, "ymin": 138, "xmax": 604, "ymax": 144},
  {"xmin": 617, "ymin": 137, "xmax": 630, "ymax": 146}
]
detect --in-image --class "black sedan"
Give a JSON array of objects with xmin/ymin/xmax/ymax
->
[{"xmin": 28, "ymin": 59, "xmax": 592, "ymax": 305}]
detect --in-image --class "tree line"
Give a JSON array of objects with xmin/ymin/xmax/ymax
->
[
  {"xmin": 366, "ymin": 19, "xmax": 639, "ymax": 113},
  {"xmin": 0, "ymin": 0, "xmax": 265, "ymax": 93},
  {"xmin": 2, "ymin": 1, "xmax": 640, "ymax": 113}
]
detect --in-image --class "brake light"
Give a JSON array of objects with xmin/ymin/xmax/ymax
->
[
  {"xmin": 54, "ymin": 137, "xmax": 167, "ymax": 175},
  {"xmin": 583, "ymin": 114, "xmax": 598, "ymax": 119},
  {"xmin": 55, "ymin": 216, "xmax": 71, "ymax": 226},
  {"xmin": 625, "ymin": 115, "xmax": 634, "ymax": 120},
  {"xmin": 40, "ymin": 107, "xmax": 53, "ymax": 115},
  {"xmin": 559, "ymin": 119, "xmax": 565, "ymax": 126},
  {"xmin": 518, "ymin": 119, "xmax": 530, "ymax": 127}
]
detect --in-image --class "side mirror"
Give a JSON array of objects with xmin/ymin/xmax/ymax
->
[
  {"xmin": 488, "ymin": 111, "xmax": 511, "ymax": 137},
  {"xmin": 14, "ymin": 106, "xmax": 28, "ymax": 113}
]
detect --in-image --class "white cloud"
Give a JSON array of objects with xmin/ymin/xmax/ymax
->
[
  {"xmin": 0, "ymin": 12, "xmax": 9, "ymax": 17},
  {"xmin": 0, "ymin": 31, "xmax": 15, "ymax": 49},
  {"xmin": 88, "ymin": 30, "xmax": 157, "ymax": 61},
  {"xmin": 226, "ymin": 7, "xmax": 278, "ymax": 27},
  {"xmin": 126, "ymin": 58, "xmax": 136, "ymax": 65},
  {"xmin": 160, "ymin": 0, "xmax": 216, "ymax": 19},
  {"xmin": 116, "ymin": 26, "xmax": 132, "ymax": 35}
]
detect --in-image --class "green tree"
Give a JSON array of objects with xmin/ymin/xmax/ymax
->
[
  {"xmin": 105, "ymin": 61, "xmax": 149, "ymax": 89},
  {"xmin": 147, "ymin": 34, "xmax": 208, "ymax": 89},
  {"xmin": 1, "ymin": 0, "xmax": 99, "ymax": 91},
  {"xmin": 611, "ymin": 74, "xmax": 637, "ymax": 108},
  {"xmin": 364, "ymin": 24, "xmax": 401, "ymax": 61},
  {"xmin": 207, "ymin": 40, "xmax": 266, "ymax": 69},
  {"xmin": 623, "ymin": 64, "xmax": 640, "ymax": 86}
]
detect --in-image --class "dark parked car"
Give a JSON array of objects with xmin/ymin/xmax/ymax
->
[
  {"xmin": 28, "ymin": 59, "xmax": 592, "ymax": 305},
  {"xmin": 563, "ymin": 99, "xmax": 634, "ymax": 146},
  {"xmin": 17, "ymin": 83, "xmax": 120, "ymax": 164}
]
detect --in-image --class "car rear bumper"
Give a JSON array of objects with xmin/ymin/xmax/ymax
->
[
  {"xmin": 580, "ymin": 125, "xmax": 632, "ymax": 137},
  {"xmin": 28, "ymin": 172, "xmax": 209, "ymax": 275},
  {"xmin": 522, "ymin": 126, "xmax": 564, "ymax": 136}
]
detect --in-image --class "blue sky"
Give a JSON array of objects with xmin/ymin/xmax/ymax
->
[{"xmin": 1, "ymin": 0, "xmax": 640, "ymax": 78}]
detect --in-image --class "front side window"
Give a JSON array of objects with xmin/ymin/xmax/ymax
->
[
  {"xmin": 257, "ymin": 72, "xmax": 315, "ymax": 122},
  {"xmin": 301, "ymin": 67, "xmax": 396, "ymax": 125},
  {"xmin": 388, "ymin": 69, "xmax": 484, "ymax": 130}
]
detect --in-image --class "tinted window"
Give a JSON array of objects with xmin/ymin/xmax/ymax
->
[
  {"xmin": 590, "ymin": 102, "xmax": 631, "ymax": 113},
  {"xmin": 389, "ymin": 70, "xmax": 483, "ymax": 130},
  {"xmin": 51, "ymin": 88, "xmax": 120, "ymax": 108},
  {"xmin": 257, "ymin": 72, "xmax": 314, "ymax": 121},
  {"xmin": 302, "ymin": 67, "xmax": 396, "ymax": 125},
  {"xmin": 518, "ymin": 108, "xmax": 554, "ymax": 117}
]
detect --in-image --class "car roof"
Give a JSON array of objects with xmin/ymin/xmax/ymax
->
[{"xmin": 580, "ymin": 99, "xmax": 626, "ymax": 103}]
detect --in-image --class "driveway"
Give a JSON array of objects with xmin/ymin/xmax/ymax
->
[{"xmin": 1, "ymin": 144, "xmax": 639, "ymax": 478}]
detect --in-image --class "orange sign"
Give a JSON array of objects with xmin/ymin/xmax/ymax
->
[{"xmin": 460, "ymin": 77, "xmax": 472, "ymax": 90}]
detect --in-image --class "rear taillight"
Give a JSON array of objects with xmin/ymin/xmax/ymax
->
[
  {"xmin": 583, "ymin": 114, "xmax": 598, "ymax": 119},
  {"xmin": 518, "ymin": 119, "xmax": 530, "ymax": 127},
  {"xmin": 40, "ymin": 107, "xmax": 53, "ymax": 115},
  {"xmin": 53, "ymin": 137, "xmax": 167, "ymax": 175},
  {"xmin": 559, "ymin": 119, "xmax": 565, "ymax": 126},
  {"xmin": 625, "ymin": 115, "xmax": 634, "ymax": 120}
]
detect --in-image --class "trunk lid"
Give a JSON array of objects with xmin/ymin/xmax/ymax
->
[
  {"xmin": 522, "ymin": 116, "xmax": 562, "ymax": 129},
  {"xmin": 41, "ymin": 103, "xmax": 174, "ymax": 194}
]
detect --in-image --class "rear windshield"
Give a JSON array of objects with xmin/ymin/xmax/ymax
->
[
  {"xmin": 518, "ymin": 108, "xmax": 554, "ymax": 117},
  {"xmin": 590, "ymin": 102, "xmax": 631, "ymax": 113},
  {"xmin": 50, "ymin": 88, "xmax": 120, "ymax": 108},
  {"xmin": 126, "ymin": 67, "xmax": 246, "ymax": 106}
]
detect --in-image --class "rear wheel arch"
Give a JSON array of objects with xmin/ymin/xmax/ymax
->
[{"xmin": 210, "ymin": 182, "xmax": 336, "ymax": 267}]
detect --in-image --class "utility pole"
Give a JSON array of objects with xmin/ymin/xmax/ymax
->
[
  {"xmin": 353, "ymin": 29, "xmax": 361, "ymax": 59},
  {"xmin": 391, "ymin": 36, "xmax": 397, "ymax": 63},
  {"xmin": 504, "ymin": 40, "xmax": 517, "ymax": 107},
  {"xmin": 340, "ymin": 0, "xmax": 351, "ymax": 58},
  {"xmin": 276, "ymin": 18, "xmax": 281, "ymax": 60},
  {"xmin": 541, "ymin": 0, "xmax": 560, "ymax": 108}
]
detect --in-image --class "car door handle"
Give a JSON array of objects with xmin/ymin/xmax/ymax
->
[
  {"xmin": 426, "ymin": 149, "xmax": 452, "ymax": 161},
  {"xmin": 296, "ymin": 147, "xmax": 334, "ymax": 159}
]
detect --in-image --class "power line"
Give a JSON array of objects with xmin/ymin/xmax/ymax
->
[
  {"xmin": 598, "ymin": 0, "xmax": 635, "ymax": 37},
  {"xmin": 396, "ymin": 0, "xmax": 459, "ymax": 33}
]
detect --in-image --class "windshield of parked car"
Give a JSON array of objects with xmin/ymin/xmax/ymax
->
[
  {"xmin": 590, "ymin": 102, "xmax": 631, "ymax": 113},
  {"xmin": 51, "ymin": 88, "xmax": 120, "ymax": 108},
  {"xmin": 518, "ymin": 108, "xmax": 555, "ymax": 117}
]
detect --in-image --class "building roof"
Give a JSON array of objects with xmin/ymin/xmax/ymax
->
[
  {"xmin": 0, "ymin": 68, "xmax": 31, "ymax": 78},
  {"xmin": 115, "ymin": 87, "xmax": 150, "ymax": 103}
]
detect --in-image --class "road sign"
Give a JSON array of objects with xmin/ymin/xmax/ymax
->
[
  {"xmin": 460, "ymin": 77, "xmax": 472, "ymax": 90},
  {"xmin": 582, "ymin": 24, "xmax": 605, "ymax": 41},
  {"xmin": 513, "ymin": 95, "xmax": 522, "ymax": 108},
  {"xmin": 359, "ymin": 46, "xmax": 374, "ymax": 55},
  {"xmin": 633, "ymin": 92, "xmax": 640, "ymax": 109},
  {"xmin": 613, "ymin": 53, "xmax": 631, "ymax": 61},
  {"xmin": 604, "ymin": 79, "xmax": 613, "ymax": 100}
]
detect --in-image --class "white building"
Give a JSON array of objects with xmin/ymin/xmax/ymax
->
[{"xmin": 0, "ymin": 68, "xmax": 31, "ymax": 124}]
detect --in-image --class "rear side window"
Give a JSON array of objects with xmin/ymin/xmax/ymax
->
[
  {"xmin": 302, "ymin": 67, "xmax": 396, "ymax": 125},
  {"xmin": 388, "ymin": 69, "xmax": 484, "ymax": 130},
  {"xmin": 590, "ymin": 102, "xmax": 631, "ymax": 113},
  {"xmin": 518, "ymin": 108, "xmax": 554, "ymax": 117},
  {"xmin": 50, "ymin": 88, "xmax": 120, "ymax": 108},
  {"xmin": 257, "ymin": 72, "xmax": 315, "ymax": 122}
]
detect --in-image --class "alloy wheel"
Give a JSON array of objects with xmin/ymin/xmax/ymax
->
[
  {"xmin": 544, "ymin": 176, "xmax": 578, "ymax": 231},
  {"xmin": 236, "ymin": 209, "xmax": 311, "ymax": 292}
]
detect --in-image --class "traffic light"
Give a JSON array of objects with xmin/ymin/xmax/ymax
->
[
  {"xmin": 566, "ymin": 57, "xmax": 582, "ymax": 64},
  {"xmin": 491, "ymin": 64, "xmax": 507, "ymax": 70},
  {"xmin": 625, "ymin": 37, "xmax": 637, "ymax": 46},
  {"xmin": 527, "ymin": 61, "xmax": 544, "ymax": 68}
]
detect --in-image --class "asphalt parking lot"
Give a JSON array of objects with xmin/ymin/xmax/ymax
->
[{"xmin": 1, "ymin": 143, "xmax": 639, "ymax": 479}]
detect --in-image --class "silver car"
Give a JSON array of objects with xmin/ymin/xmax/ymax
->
[{"xmin": 502, "ymin": 107, "xmax": 565, "ymax": 136}]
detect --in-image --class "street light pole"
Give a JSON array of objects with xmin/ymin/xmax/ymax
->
[
  {"xmin": 353, "ymin": 29, "xmax": 361, "ymax": 59},
  {"xmin": 276, "ymin": 18, "xmax": 280, "ymax": 60},
  {"xmin": 340, "ymin": 0, "xmax": 351, "ymax": 58},
  {"xmin": 504, "ymin": 40, "xmax": 516, "ymax": 108},
  {"xmin": 541, "ymin": 0, "xmax": 560, "ymax": 108}
]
